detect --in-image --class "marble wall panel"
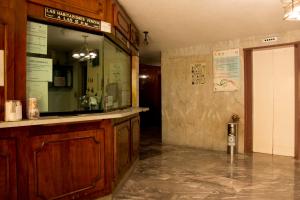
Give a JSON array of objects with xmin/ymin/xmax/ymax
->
[{"xmin": 161, "ymin": 29, "xmax": 300, "ymax": 153}]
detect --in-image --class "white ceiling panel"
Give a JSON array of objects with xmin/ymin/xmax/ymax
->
[{"xmin": 118, "ymin": 0, "xmax": 300, "ymax": 64}]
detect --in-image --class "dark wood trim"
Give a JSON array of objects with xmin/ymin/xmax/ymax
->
[
  {"xmin": 244, "ymin": 49, "xmax": 253, "ymax": 153},
  {"xmin": 102, "ymin": 119, "xmax": 113, "ymax": 195},
  {"xmin": 244, "ymin": 43, "xmax": 300, "ymax": 159},
  {"xmin": 0, "ymin": 87, "xmax": 4, "ymax": 120},
  {"xmin": 27, "ymin": 3, "xmax": 103, "ymax": 35},
  {"xmin": 295, "ymin": 43, "xmax": 300, "ymax": 159},
  {"xmin": 0, "ymin": 4, "xmax": 16, "ymax": 121},
  {"xmin": 116, "ymin": 12, "xmax": 130, "ymax": 37},
  {"xmin": 27, "ymin": 0, "xmax": 106, "ymax": 21},
  {"xmin": 0, "ymin": 24, "xmax": 5, "ymax": 121},
  {"xmin": 0, "ymin": 0, "xmax": 27, "ymax": 120},
  {"xmin": 244, "ymin": 42, "xmax": 299, "ymax": 51},
  {"xmin": 14, "ymin": 0, "xmax": 27, "ymax": 117}
]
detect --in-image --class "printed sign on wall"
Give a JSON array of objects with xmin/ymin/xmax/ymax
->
[
  {"xmin": 213, "ymin": 48, "xmax": 240, "ymax": 91},
  {"xmin": 191, "ymin": 63, "xmax": 206, "ymax": 85},
  {"xmin": 45, "ymin": 7, "xmax": 101, "ymax": 30},
  {"xmin": 26, "ymin": 57, "xmax": 53, "ymax": 82},
  {"xmin": 27, "ymin": 21, "xmax": 48, "ymax": 55}
]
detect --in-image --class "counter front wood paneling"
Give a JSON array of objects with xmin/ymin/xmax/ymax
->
[
  {"xmin": 0, "ymin": 120, "xmax": 116, "ymax": 200},
  {"xmin": 0, "ymin": 112, "xmax": 143, "ymax": 200},
  {"xmin": 112, "ymin": 114, "xmax": 140, "ymax": 186},
  {"xmin": 0, "ymin": 139, "xmax": 17, "ymax": 200},
  {"xmin": 131, "ymin": 116, "xmax": 140, "ymax": 161},
  {"xmin": 114, "ymin": 121, "xmax": 131, "ymax": 183},
  {"xmin": 28, "ymin": 128, "xmax": 105, "ymax": 200}
]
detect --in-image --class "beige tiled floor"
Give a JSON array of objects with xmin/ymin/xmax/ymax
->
[{"xmin": 113, "ymin": 132, "xmax": 300, "ymax": 200}]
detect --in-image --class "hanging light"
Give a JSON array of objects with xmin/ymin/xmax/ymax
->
[
  {"xmin": 143, "ymin": 31, "xmax": 149, "ymax": 46},
  {"xmin": 283, "ymin": 0, "xmax": 300, "ymax": 20},
  {"xmin": 72, "ymin": 35, "xmax": 98, "ymax": 61}
]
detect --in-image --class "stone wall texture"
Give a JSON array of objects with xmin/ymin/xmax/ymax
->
[{"xmin": 161, "ymin": 29, "xmax": 300, "ymax": 153}]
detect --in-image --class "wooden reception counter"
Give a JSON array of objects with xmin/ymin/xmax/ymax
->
[
  {"xmin": 0, "ymin": 107, "xmax": 148, "ymax": 200},
  {"xmin": 0, "ymin": 0, "xmax": 144, "ymax": 199}
]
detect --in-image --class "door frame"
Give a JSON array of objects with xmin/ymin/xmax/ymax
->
[{"xmin": 244, "ymin": 42, "xmax": 300, "ymax": 159}]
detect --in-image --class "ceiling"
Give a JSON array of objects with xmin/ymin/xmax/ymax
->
[
  {"xmin": 118, "ymin": 0, "xmax": 300, "ymax": 65},
  {"xmin": 48, "ymin": 25, "xmax": 104, "ymax": 51}
]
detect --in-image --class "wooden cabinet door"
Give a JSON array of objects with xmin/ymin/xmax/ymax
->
[
  {"xmin": 114, "ymin": 121, "xmax": 131, "ymax": 182},
  {"xmin": 0, "ymin": 139, "xmax": 17, "ymax": 200},
  {"xmin": 131, "ymin": 116, "xmax": 140, "ymax": 161},
  {"xmin": 113, "ymin": 4, "xmax": 130, "ymax": 39},
  {"xmin": 28, "ymin": 0, "xmax": 106, "ymax": 20},
  {"xmin": 28, "ymin": 129, "xmax": 105, "ymax": 200}
]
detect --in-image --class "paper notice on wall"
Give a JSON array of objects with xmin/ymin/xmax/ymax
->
[
  {"xmin": 109, "ymin": 63, "xmax": 121, "ymax": 83},
  {"xmin": 213, "ymin": 48, "xmax": 240, "ymax": 91},
  {"xmin": 0, "ymin": 50, "xmax": 4, "ymax": 86},
  {"xmin": 121, "ymin": 90, "xmax": 130, "ymax": 107},
  {"xmin": 27, "ymin": 57, "xmax": 52, "ymax": 82},
  {"xmin": 26, "ymin": 81, "xmax": 48, "ymax": 112},
  {"xmin": 27, "ymin": 21, "xmax": 48, "ymax": 55},
  {"xmin": 101, "ymin": 21, "xmax": 112, "ymax": 33},
  {"xmin": 107, "ymin": 96, "xmax": 113, "ymax": 107},
  {"xmin": 191, "ymin": 63, "xmax": 206, "ymax": 85}
]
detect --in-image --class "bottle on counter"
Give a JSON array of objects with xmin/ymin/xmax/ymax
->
[{"xmin": 27, "ymin": 98, "xmax": 40, "ymax": 120}]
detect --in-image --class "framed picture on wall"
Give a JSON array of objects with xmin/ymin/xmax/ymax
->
[{"xmin": 52, "ymin": 65, "xmax": 73, "ymax": 88}]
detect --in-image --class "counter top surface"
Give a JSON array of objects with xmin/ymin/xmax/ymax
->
[{"xmin": 0, "ymin": 107, "xmax": 149, "ymax": 129}]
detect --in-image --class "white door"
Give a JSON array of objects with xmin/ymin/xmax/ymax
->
[
  {"xmin": 272, "ymin": 47, "xmax": 295, "ymax": 156},
  {"xmin": 252, "ymin": 46, "xmax": 295, "ymax": 157},
  {"xmin": 253, "ymin": 49, "xmax": 274, "ymax": 155}
]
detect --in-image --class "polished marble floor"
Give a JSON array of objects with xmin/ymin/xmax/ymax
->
[{"xmin": 113, "ymin": 129, "xmax": 300, "ymax": 200}]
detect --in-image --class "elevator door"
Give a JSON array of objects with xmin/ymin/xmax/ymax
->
[{"xmin": 253, "ymin": 46, "xmax": 295, "ymax": 157}]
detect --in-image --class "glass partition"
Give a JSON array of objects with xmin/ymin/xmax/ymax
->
[
  {"xmin": 103, "ymin": 38, "xmax": 131, "ymax": 111},
  {"xmin": 26, "ymin": 21, "xmax": 131, "ymax": 115}
]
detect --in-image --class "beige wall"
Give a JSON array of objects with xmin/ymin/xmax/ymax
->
[{"xmin": 161, "ymin": 29, "xmax": 300, "ymax": 153}]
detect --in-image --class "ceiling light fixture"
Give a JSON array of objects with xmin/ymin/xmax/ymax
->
[
  {"xmin": 143, "ymin": 31, "xmax": 149, "ymax": 46},
  {"xmin": 72, "ymin": 35, "xmax": 97, "ymax": 61},
  {"xmin": 283, "ymin": 0, "xmax": 300, "ymax": 20},
  {"xmin": 139, "ymin": 74, "xmax": 149, "ymax": 79}
]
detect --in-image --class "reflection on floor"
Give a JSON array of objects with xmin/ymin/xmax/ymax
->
[{"xmin": 113, "ymin": 130, "xmax": 300, "ymax": 200}]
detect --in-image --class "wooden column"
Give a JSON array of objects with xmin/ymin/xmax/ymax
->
[{"xmin": 132, "ymin": 56, "xmax": 139, "ymax": 107}]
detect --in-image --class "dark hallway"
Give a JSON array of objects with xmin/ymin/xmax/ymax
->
[{"xmin": 139, "ymin": 64, "xmax": 162, "ymax": 141}]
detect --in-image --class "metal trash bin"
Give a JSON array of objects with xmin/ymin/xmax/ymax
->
[
  {"xmin": 227, "ymin": 122, "xmax": 238, "ymax": 154},
  {"xmin": 227, "ymin": 122, "xmax": 238, "ymax": 164}
]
